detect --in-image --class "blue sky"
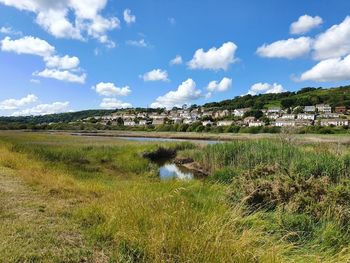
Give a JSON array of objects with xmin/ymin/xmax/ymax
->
[{"xmin": 1, "ymin": 0, "xmax": 350, "ymax": 116}]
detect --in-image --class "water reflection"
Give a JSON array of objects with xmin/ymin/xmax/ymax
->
[{"xmin": 159, "ymin": 163, "xmax": 194, "ymax": 180}]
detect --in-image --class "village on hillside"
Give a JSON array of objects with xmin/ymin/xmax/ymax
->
[{"xmin": 83, "ymin": 104, "xmax": 350, "ymax": 128}]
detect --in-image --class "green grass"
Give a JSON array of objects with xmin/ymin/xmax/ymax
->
[{"xmin": 0, "ymin": 131, "xmax": 350, "ymax": 262}]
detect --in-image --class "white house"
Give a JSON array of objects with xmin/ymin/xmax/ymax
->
[
  {"xmin": 124, "ymin": 119, "xmax": 136, "ymax": 126},
  {"xmin": 281, "ymin": 114, "xmax": 295, "ymax": 120},
  {"xmin": 320, "ymin": 119, "xmax": 349, "ymax": 127},
  {"xmin": 297, "ymin": 114, "xmax": 315, "ymax": 120},
  {"xmin": 233, "ymin": 108, "xmax": 250, "ymax": 117},
  {"xmin": 274, "ymin": 119, "xmax": 296, "ymax": 127},
  {"xmin": 304, "ymin": 106, "xmax": 316, "ymax": 113},
  {"xmin": 318, "ymin": 113, "xmax": 340, "ymax": 119},
  {"xmin": 316, "ymin": 104, "xmax": 332, "ymax": 113},
  {"xmin": 243, "ymin": 117, "xmax": 256, "ymax": 124},
  {"xmin": 249, "ymin": 121, "xmax": 264, "ymax": 127}
]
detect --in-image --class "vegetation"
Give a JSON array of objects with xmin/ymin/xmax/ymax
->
[
  {"xmin": 203, "ymin": 85, "xmax": 350, "ymax": 110},
  {"xmin": 0, "ymin": 132, "xmax": 350, "ymax": 262}
]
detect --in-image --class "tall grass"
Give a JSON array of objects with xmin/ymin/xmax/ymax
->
[{"xmin": 0, "ymin": 132, "xmax": 349, "ymax": 262}]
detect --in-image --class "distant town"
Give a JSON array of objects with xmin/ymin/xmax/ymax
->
[{"xmin": 83, "ymin": 104, "xmax": 349, "ymax": 128}]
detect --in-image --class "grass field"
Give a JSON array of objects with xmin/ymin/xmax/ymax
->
[{"xmin": 0, "ymin": 131, "xmax": 349, "ymax": 262}]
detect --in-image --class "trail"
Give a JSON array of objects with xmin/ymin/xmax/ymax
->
[{"xmin": 0, "ymin": 167, "xmax": 103, "ymax": 263}]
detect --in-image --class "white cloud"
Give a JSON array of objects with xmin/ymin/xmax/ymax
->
[
  {"xmin": 300, "ymin": 54, "xmax": 350, "ymax": 82},
  {"xmin": 33, "ymin": 69, "xmax": 86, "ymax": 84},
  {"xmin": 126, "ymin": 39, "xmax": 147, "ymax": 47},
  {"xmin": 313, "ymin": 16, "xmax": 350, "ymax": 60},
  {"xmin": 141, "ymin": 69, "xmax": 169, "ymax": 82},
  {"xmin": 290, "ymin": 15, "xmax": 323, "ymax": 35},
  {"xmin": 44, "ymin": 55, "xmax": 80, "ymax": 70},
  {"xmin": 0, "ymin": 26, "xmax": 22, "ymax": 35},
  {"xmin": 0, "ymin": 94, "xmax": 38, "ymax": 110},
  {"xmin": 170, "ymin": 55, "xmax": 183, "ymax": 65},
  {"xmin": 247, "ymin": 83, "xmax": 286, "ymax": 96},
  {"xmin": 1, "ymin": 35, "xmax": 86, "ymax": 83},
  {"xmin": 93, "ymin": 82, "xmax": 131, "ymax": 96},
  {"xmin": 188, "ymin": 42, "xmax": 237, "ymax": 71},
  {"xmin": 0, "ymin": 36, "xmax": 55, "ymax": 57},
  {"xmin": 151, "ymin": 78, "xmax": 201, "ymax": 109},
  {"xmin": 0, "ymin": 0, "xmax": 119, "ymax": 45},
  {"xmin": 12, "ymin": 101, "xmax": 69, "ymax": 116},
  {"xmin": 100, "ymin": 98, "xmax": 132, "ymax": 109},
  {"xmin": 123, "ymin": 9, "xmax": 136, "ymax": 24},
  {"xmin": 257, "ymin": 37, "xmax": 312, "ymax": 59},
  {"xmin": 207, "ymin": 77, "xmax": 232, "ymax": 92}
]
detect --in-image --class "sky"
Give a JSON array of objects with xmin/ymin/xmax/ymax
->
[{"xmin": 1, "ymin": 0, "xmax": 350, "ymax": 116}]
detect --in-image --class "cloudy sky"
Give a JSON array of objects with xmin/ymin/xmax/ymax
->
[{"xmin": 1, "ymin": 0, "xmax": 350, "ymax": 116}]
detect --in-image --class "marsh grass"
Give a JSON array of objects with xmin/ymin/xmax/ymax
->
[{"xmin": 0, "ymin": 132, "xmax": 349, "ymax": 262}]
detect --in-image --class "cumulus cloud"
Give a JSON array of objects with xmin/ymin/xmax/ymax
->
[
  {"xmin": 0, "ymin": 0, "xmax": 119, "ymax": 45},
  {"xmin": 123, "ymin": 9, "xmax": 136, "ymax": 24},
  {"xmin": 141, "ymin": 69, "xmax": 169, "ymax": 82},
  {"xmin": 100, "ymin": 98, "xmax": 132, "ymax": 109},
  {"xmin": 0, "ymin": 26, "xmax": 22, "ymax": 35},
  {"xmin": 151, "ymin": 79, "xmax": 201, "ymax": 108},
  {"xmin": 257, "ymin": 37, "xmax": 312, "ymax": 59},
  {"xmin": 0, "ymin": 94, "xmax": 38, "ymax": 110},
  {"xmin": 207, "ymin": 77, "xmax": 232, "ymax": 92},
  {"xmin": 12, "ymin": 101, "xmax": 69, "ymax": 116},
  {"xmin": 313, "ymin": 16, "xmax": 350, "ymax": 60},
  {"xmin": 188, "ymin": 42, "xmax": 237, "ymax": 71},
  {"xmin": 300, "ymin": 54, "xmax": 350, "ymax": 82},
  {"xmin": 92, "ymin": 82, "xmax": 131, "ymax": 96},
  {"xmin": 1, "ymin": 35, "xmax": 86, "ymax": 83},
  {"xmin": 290, "ymin": 15, "xmax": 323, "ymax": 35},
  {"xmin": 170, "ymin": 55, "xmax": 183, "ymax": 65},
  {"xmin": 33, "ymin": 69, "xmax": 86, "ymax": 84},
  {"xmin": 44, "ymin": 55, "xmax": 80, "ymax": 70},
  {"xmin": 126, "ymin": 39, "xmax": 147, "ymax": 47},
  {"xmin": 1, "ymin": 36, "xmax": 55, "ymax": 57},
  {"xmin": 247, "ymin": 83, "xmax": 286, "ymax": 96}
]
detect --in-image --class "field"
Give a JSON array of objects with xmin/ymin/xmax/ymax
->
[{"xmin": 0, "ymin": 131, "xmax": 350, "ymax": 262}]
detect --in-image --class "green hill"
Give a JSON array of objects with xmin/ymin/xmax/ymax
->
[
  {"xmin": 203, "ymin": 85, "xmax": 350, "ymax": 110},
  {"xmin": 0, "ymin": 85, "xmax": 349, "ymax": 127}
]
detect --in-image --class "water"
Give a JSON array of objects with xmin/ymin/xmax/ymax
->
[
  {"xmin": 117, "ymin": 136, "xmax": 220, "ymax": 144},
  {"xmin": 159, "ymin": 163, "xmax": 194, "ymax": 180}
]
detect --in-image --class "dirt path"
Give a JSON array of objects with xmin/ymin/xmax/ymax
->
[{"xmin": 0, "ymin": 167, "xmax": 100, "ymax": 263}]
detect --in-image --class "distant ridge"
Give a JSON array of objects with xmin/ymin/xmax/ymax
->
[{"xmin": 1, "ymin": 85, "xmax": 349, "ymax": 125}]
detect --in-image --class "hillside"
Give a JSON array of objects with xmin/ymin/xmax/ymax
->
[
  {"xmin": 1, "ymin": 85, "xmax": 349, "ymax": 126},
  {"xmin": 203, "ymin": 85, "xmax": 350, "ymax": 110}
]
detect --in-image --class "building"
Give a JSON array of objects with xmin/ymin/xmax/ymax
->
[
  {"xmin": 214, "ymin": 110, "xmax": 230, "ymax": 119},
  {"xmin": 335, "ymin": 106, "xmax": 347, "ymax": 113},
  {"xmin": 274, "ymin": 119, "xmax": 296, "ymax": 127},
  {"xmin": 233, "ymin": 108, "xmax": 250, "ymax": 117},
  {"xmin": 217, "ymin": 120, "xmax": 234, "ymax": 126},
  {"xmin": 316, "ymin": 104, "xmax": 332, "ymax": 113},
  {"xmin": 267, "ymin": 107, "xmax": 281, "ymax": 114},
  {"xmin": 267, "ymin": 113, "xmax": 280, "ymax": 120},
  {"xmin": 320, "ymin": 119, "xmax": 349, "ymax": 127},
  {"xmin": 317, "ymin": 113, "xmax": 340, "ymax": 119},
  {"xmin": 183, "ymin": 119, "xmax": 194, "ymax": 124},
  {"xmin": 152, "ymin": 119, "xmax": 165, "ymax": 125},
  {"xmin": 249, "ymin": 121, "xmax": 264, "ymax": 127},
  {"xmin": 297, "ymin": 114, "xmax": 315, "ymax": 120},
  {"xmin": 281, "ymin": 114, "xmax": 295, "ymax": 120},
  {"xmin": 243, "ymin": 117, "xmax": 256, "ymax": 124},
  {"xmin": 170, "ymin": 117, "xmax": 183, "ymax": 124},
  {"xmin": 124, "ymin": 119, "xmax": 136, "ymax": 126},
  {"xmin": 304, "ymin": 106, "xmax": 316, "ymax": 113},
  {"xmin": 202, "ymin": 120, "xmax": 214, "ymax": 126}
]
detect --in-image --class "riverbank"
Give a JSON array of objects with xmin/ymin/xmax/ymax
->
[{"xmin": 67, "ymin": 130, "xmax": 350, "ymax": 144}]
